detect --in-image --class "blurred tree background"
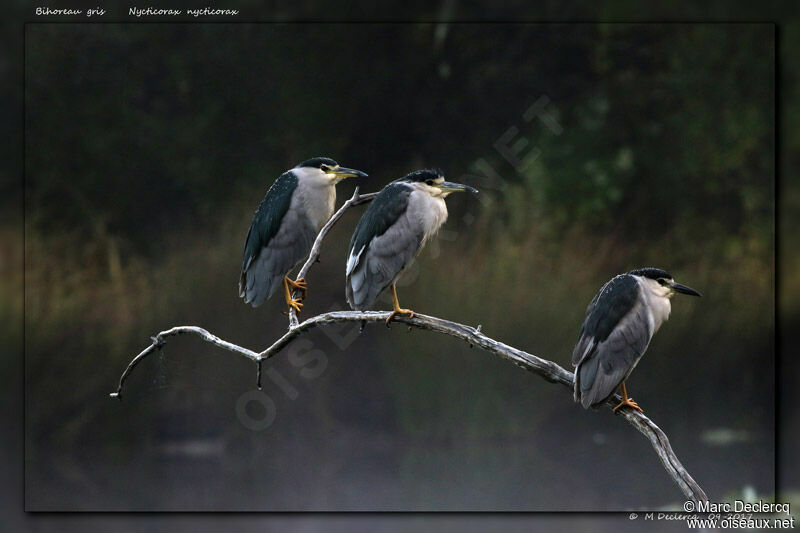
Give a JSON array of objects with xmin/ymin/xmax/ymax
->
[{"xmin": 23, "ymin": 23, "xmax": 774, "ymax": 510}]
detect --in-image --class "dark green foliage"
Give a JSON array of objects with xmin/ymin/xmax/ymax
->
[{"xmin": 25, "ymin": 24, "xmax": 773, "ymax": 256}]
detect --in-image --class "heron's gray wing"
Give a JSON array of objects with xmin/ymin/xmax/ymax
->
[
  {"xmin": 346, "ymin": 183, "xmax": 419, "ymax": 310},
  {"xmin": 240, "ymin": 171, "xmax": 314, "ymax": 307},
  {"xmin": 572, "ymin": 275, "xmax": 652, "ymax": 407},
  {"xmin": 571, "ymin": 275, "xmax": 638, "ymax": 366},
  {"xmin": 346, "ymin": 182, "xmax": 412, "ymax": 273},
  {"xmin": 571, "ymin": 291, "xmax": 603, "ymax": 368}
]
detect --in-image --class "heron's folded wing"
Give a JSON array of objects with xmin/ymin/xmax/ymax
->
[
  {"xmin": 241, "ymin": 172, "xmax": 298, "ymax": 272},
  {"xmin": 367, "ymin": 213, "xmax": 424, "ymax": 281},
  {"xmin": 346, "ymin": 183, "xmax": 420, "ymax": 309},
  {"xmin": 346, "ymin": 183, "xmax": 412, "ymax": 274},
  {"xmin": 240, "ymin": 172, "xmax": 305, "ymax": 306},
  {"xmin": 572, "ymin": 274, "xmax": 639, "ymax": 366},
  {"xmin": 576, "ymin": 296, "xmax": 653, "ymax": 408}
]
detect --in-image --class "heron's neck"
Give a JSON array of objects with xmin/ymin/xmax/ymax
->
[
  {"xmin": 293, "ymin": 168, "xmax": 337, "ymax": 230},
  {"xmin": 410, "ymin": 190, "xmax": 448, "ymax": 244},
  {"xmin": 637, "ymin": 277, "xmax": 672, "ymax": 334}
]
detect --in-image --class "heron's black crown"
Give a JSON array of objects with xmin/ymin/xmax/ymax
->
[
  {"xmin": 628, "ymin": 267, "xmax": 671, "ymax": 280},
  {"xmin": 297, "ymin": 157, "xmax": 338, "ymax": 169},
  {"xmin": 397, "ymin": 169, "xmax": 444, "ymax": 184}
]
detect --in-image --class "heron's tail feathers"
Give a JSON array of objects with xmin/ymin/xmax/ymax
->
[
  {"xmin": 346, "ymin": 272, "xmax": 371, "ymax": 311},
  {"xmin": 240, "ymin": 255, "xmax": 283, "ymax": 308}
]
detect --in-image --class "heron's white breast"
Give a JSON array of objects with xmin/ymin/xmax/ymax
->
[
  {"xmin": 408, "ymin": 188, "xmax": 449, "ymax": 244},
  {"xmin": 637, "ymin": 277, "xmax": 672, "ymax": 334},
  {"xmin": 293, "ymin": 167, "xmax": 337, "ymax": 231}
]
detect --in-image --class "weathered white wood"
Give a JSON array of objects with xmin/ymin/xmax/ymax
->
[{"xmin": 109, "ymin": 326, "xmax": 259, "ymax": 399}]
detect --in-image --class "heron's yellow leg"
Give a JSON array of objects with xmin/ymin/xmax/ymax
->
[
  {"xmin": 283, "ymin": 276, "xmax": 304, "ymax": 314},
  {"xmin": 613, "ymin": 382, "xmax": 644, "ymax": 414},
  {"xmin": 386, "ymin": 283, "xmax": 415, "ymax": 325}
]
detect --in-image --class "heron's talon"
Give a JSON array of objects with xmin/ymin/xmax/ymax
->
[
  {"xmin": 613, "ymin": 397, "xmax": 644, "ymax": 414},
  {"xmin": 283, "ymin": 276, "xmax": 307, "ymax": 313},
  {"xmin": 288, "ymin": 298, "xmax": 304, "ymax": 314},
  {"xmin": 287, "ymin": 277, "xmax": 307, "ymax": 297},
  {"xmin": 385, "ymin": 308, "xmax": 414, "ymax": 326}
]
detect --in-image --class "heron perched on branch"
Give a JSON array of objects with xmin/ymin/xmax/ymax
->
[
  {"xmin": 345, "ymin": 169, "xmax": 477, "ymax": 324},
  {"xmin": 572, "ymin": 268, "xmax": 701, "ymax": 413},
  {"xmin": 240, "ymin": 157, "xmax": 367, "ymax": 312}
]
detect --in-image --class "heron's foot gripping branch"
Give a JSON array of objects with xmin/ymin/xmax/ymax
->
[
  {"xmin": 386, "ymin": 308, "xmax": 415, "ymax": 326},
  {"xmin": 613, "ymin": 396, "xmax": 643, "ymax": 414},
  {"xmin": 288, "ymin": 277, "xmax": 307, "ymax": 297},
  {"xmin": 282, "ymin": 276, "xmax": 304, "ymax": 314},
  {"xmin": 386, "ymin": 283, "xmax": 414, "ymax": 326},
  {"xmin": 613, "ymin": 382, "xmax": 644, "ymax": 414}
]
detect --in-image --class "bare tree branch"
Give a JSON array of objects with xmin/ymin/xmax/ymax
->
[
  {"xmin": 288, "ymin": 186, "xmax": 377, "ymax": 327},
  {"xmin": 109, "ymin": 186, "xmax": 708, "ymax": 506},
  {"xmin": 109, "ymin": 326, "xmax": 259, "ymax": 400},
  {"xmin": 109, "ymin": 311, "xmax": 707, "ymax": 504}
]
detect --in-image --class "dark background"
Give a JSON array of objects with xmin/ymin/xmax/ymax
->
[{"xmin": 19, "ymin": 22, "xmax": 776, "ymax": 512}]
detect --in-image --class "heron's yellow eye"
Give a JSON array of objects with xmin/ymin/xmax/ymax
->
[{"xmin": 321, "ymin": 164, "xmax": 331, "ymax": 172}]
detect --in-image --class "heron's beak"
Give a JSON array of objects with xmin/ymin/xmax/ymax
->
[
  {"xmin": 436, "ymin": 181, "xmax": 479, "ymax": 194},
  {"xmin": 327, "ymin": 166, "xmax": 368, "ymax": 179},
  {"xmin": 668, "ymin": 281, "xmax": 702, "ymax": 297}
]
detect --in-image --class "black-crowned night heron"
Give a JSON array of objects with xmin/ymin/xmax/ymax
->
[
  {"xmin": 572, "ymin": 268, "xmax": 701, "ymax": 413},
  {"xmin": 345, "ymin": 169, "xmax": 477, "ymax": 324},
  {"xmin": 240, "ymin": 157, "xmax": 367, "ymax": 312}
]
